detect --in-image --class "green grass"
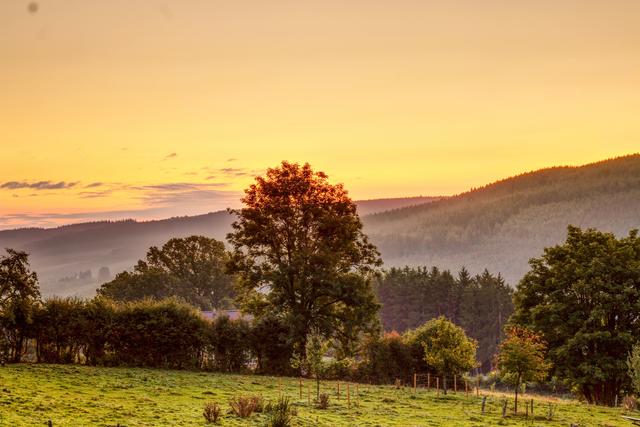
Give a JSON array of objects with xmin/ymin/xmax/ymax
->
[{"xmin": 0, "ymin": 364, "xmax": 632, "ymax": 426}]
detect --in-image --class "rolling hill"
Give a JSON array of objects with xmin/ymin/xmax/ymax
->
[
  {"xmin": 2, "ymin": 154, "xmax": 639, "ymax": 295},
  {"xmin": 363, "ymin": 154, "xmax": 640, "ymax": 284},
  {"xmin": 0, "ymin": 197, "xmax": 435, "ymax": 296}
]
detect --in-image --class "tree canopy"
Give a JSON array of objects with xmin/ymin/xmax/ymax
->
[
  {"xmin": 406, "ymin": 316, "xmax": 477, "ymax": 393},
  {"xmin": 511, "ymin": 225, "xmax": 640, "ymax": 405},
  {"xmin": 0, "ymin": 249, "xmax": 41, "ymax": 362},
  {"xmin": 227, "ymin": 161, "xmax": 381, "ymax": 356},
  {"xmin": 97, "ymin": 236, "xmax": 234, "ymax": 310},
  {"xmin": 495, "ymin": 326, "xmax": 550, "ymax": 413}
]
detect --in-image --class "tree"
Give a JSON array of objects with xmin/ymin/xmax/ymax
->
[
  {"xmin": 98, "ymin": 236, "xmax": 234, "ymax": 310},
  {"xmin": 0, "ymin": 249, "xmax": 41, "ymax": 362},
  {"xmin": 627, "ymin": 344, "xmax": 640, "ymax": 396},
  {"xmin": 512, "ymin": 226, "xmax": 640, "ymax": 405},
  {"xmin": 414, "ymin": 316, "xmax": 477, "ymax": 394},
  {"xmin": 292, "ymin": 330, "xmax": 329, "ymax": 399},
  {"xmin": 227, "ymin": 161, "xmax": 381, "ymax": 355},
  {"xmin": 495, "ymin": 326, "xmax": 550, "ymax": 413}
]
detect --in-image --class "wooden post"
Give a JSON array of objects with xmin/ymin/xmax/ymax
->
[
  {"xmin": 356, "ymin": 383, "xmax": 359, "ymax": 407},
  {"xmin": 278, "ymin": 378, "xmax": 282, "ymax": 397},
  {"xmin": 337, "ymin": 382, "xmax": 340, "ymax": 400},
  {"xmin": 454, "ymin": 375, "xmax": 457, "ymax": 393},
  {"xmin": 307, "ymin": 384, "xmax": 311, "ymax": 405},
  {"xmin": 502, "ymin": 400, "xmax": 507, "ymax": 418},
  {"xmin": 525, "ymin": 401, "xmax": 529, "ymax": 417},
  {"xmin": 427, "ymin": 373, "xmax": 431, "ymax": 389},
  {"xmin": 476, "ymin": 376, "xmax": 480, "ymax": 397},
  {"xmin": 465, "ymin": 380, "xmax": 469, "ymax": 397},
  {"xmin": 48, "ymin": 421, "xmax": 53, "ymax": 427},
  {"xmin": 413, "ymin": 373, "xmax": 417, "ymax": 395},
  {"xmin": 481, "ymin": 395, "xmax": 486, "ymax": 415},
  {"xmin": 530, "ymin": 398, "xmax": 534, "ymax": 415},
  {"xmin": 436, "ymin": 377, "xmax": 440, "ymax": 396},
  {"xmin": 299, "ymin": 377, "xmax": 303, "ymax": 399},
  {"xmin": 347, "ymin": 383, "xmax": 351, "ymax": 409}
]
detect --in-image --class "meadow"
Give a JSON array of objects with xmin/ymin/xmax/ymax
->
[{"xmin": 0, "ymin": 364, "xmax": 632, "ymax": 426}]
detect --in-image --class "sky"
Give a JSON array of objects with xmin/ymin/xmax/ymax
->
[{"xmin": 1, "ymin": 0, "xmax": 639, "ymax": 229}]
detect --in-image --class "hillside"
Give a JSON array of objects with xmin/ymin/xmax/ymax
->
[
  {"xmin": 2, "ymin": 154, "xmax": 640, "ymax": 295},
  {"xmin": 363, "ymin": 154, "xmax": 640, "ymax": 285},
  {"xmin": 0, "ymin": 197, "xmax": 435, "ymax": 296}
]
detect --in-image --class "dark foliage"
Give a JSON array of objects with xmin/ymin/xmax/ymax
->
[{"xmin": 376, "ymin": 266, "xmax": 512, "ymax": 371}]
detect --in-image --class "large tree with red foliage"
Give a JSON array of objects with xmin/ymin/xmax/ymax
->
[{"xmin": 227, "ymin": 161, "xmax": 381, "ymax": 356}]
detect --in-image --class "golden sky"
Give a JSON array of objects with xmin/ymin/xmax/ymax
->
[{"xmin": 1, "ymin": 0, "xmax": 639, "ymax": 228}]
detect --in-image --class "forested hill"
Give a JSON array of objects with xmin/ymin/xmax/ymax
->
[
  {"xmin": 0, "ymin": 197, "xmax": 435, "ymax": 296},
  {"xmin": 363, "ymin": 154, "xmax": 640, "ymax": 285}
]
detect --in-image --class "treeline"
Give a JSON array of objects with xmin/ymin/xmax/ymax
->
[
  {"xmin": 375, "ymin": 267, "xmax": 513, "ymax": 371},
  {"xmin": 2, "ymin": 296, "xmax": 295, "ymax": 373},
  {"xmin": 1, "ymin": 294, "xmax": 471, "ymax": 385}
]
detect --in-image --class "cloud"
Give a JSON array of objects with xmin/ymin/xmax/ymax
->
[
  {"xmin": 163, "ymin": 152, "xmax": 178, "ymax": 160},
  {"xmin": 1, "ymin": 181, "xmax": 78, "ymax": 190},
  {"xmin": 227, "ymin": 158, "xmax": 238, "ymax": 162},
  {"xmin": 84, "ymin": 182, "xmax": 103, "ymax": 188}
]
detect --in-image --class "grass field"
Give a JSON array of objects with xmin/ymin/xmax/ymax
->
[{"xmin": 0, "ymin": 364, "xmax": 633, "ymax": 426}]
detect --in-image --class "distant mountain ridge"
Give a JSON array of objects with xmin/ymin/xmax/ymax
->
[
  {"xmin": 2, "ymin": 154, "xmax": 639, "ymax": 296},
  {"xmin": 363, "ymin": 154, "xmax": 640, "ymax": 284},
  {"xmin": 0, "ymin": 197, "xmax": 436, "ymax": 296}
]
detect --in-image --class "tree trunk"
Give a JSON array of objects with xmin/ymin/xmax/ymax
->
[{"xmin": 514, "ymin": 375, "xmax": 520, "ymax": 414}]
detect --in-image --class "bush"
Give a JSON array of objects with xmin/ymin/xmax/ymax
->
[
  {"xmin": 229, "ymin": 394, "xmax": 262, "ymax": 418},
  {"xmin": 203, "ymin": 401, "xmax": 222, "ymax": 423},
  {"xmin": 316, "ymin": 393, "xmax": 330, "ymax": 409},
  {"xmin": 207, "ymin": 316, "xmax": 251, "ymax": 372},
  {"xmin": 265, "ymin": 396, "xmax": 294, "ymax": 427},
  {"xmin": 356, "ymin": 332, "xmax": 413, "ymax": 384},
  {"xmin": 108, "ymin": 298, "xmax": 208, "ymax": 368}
]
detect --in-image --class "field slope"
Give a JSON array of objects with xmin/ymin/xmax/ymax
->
[{"xmin": 0, "ymin": 364, "xmax": 630, "ymax": 426}]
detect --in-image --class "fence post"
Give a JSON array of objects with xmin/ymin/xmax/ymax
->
[
  {"xmin": 347, "ymin": 383, "xmax": 351, "ymax": 409},
  {"xmin": 481, "ymin": 395, "xmax": 487, "ymax": 415},
  {"xmin": 436, "ymin": 377, "xmax": 440, "ymax": 396},
  {"xmin": 299, "ymin": 377, "xmax": 303, "ymax": 399},
  {"xmin": 476, "ymin": 376, "xmax": 480, "ymax": 397},
  {"xmin": 413, "ymin": 373, "xmax": 417, "ymax": 395},
  {"xmin": 356, "ymin": 383, "xmax": 359, "ymax": 407},
  {"xmin": 525, "ymin": 400, "xmax": 529, "ymax": 417},
  {"xmin": 427, "ymin": 373, "xmax": 430, "ymax": 390},
  {"xmin": 454, "ymin": 375, "xmax": 457, "ymax": 394},
  {"xmin": 502, "ymin": 400, "xmax": 507, "ymax": 418},
  {"xmin": 530, "ymin": 398, "xmax": 534, "ymax": 415},
  {"xmin": 307, "ymin": 384, "xmax": 311, "ymax": 405},
  {"xmin": 48, "ymin": 421, "xmax": 53, "ymax": 427},
  {"xmin": 465, "ymin": 380, "xmax": 469, "ymax": 397},
  {"xmin": 337, "ymin": 382, "xmax": 340, "ymax": 400}
]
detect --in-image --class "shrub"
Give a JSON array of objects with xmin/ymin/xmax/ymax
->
[
  {"xmin": 229, "ymin": 394, "xmax": 261, "ymax": 418},
  {"xmin": 623, "ymin": 395, "xmax": 638, "ymax": 411},
  {"xmin": 356, "ymin": 332, "xmax": 413, "ymax": 384},
  {"xmin": 265, "ymin": 396, "xmax": 294, "ymax": 427},
  {"xmin": 203, "ymin": 401, "xmax": 222, "ymax": 424},
  {"xmin": 316, "ymin": 393, "xmax": 330, "ymax": 409},
  {"xmin": 207, "ymin": 316, "xmax": 252, "ymax": 372}
]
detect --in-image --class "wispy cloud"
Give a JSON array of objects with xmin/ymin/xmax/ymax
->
[
  {"xmin": 1, "ymin": 180, "xmax": 79, "ymax": 190},
  {"xmin": 84, "ymin": 182, "xmax": 103, "ymax": 188},
  {"xmin": 163, "ymin": 152, "xmax": 178, "ymax": 160}
]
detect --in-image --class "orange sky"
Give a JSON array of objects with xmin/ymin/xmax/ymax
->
[{"xmin": 1, "ymin": 0, "xmax": 639, "ymax": 228}]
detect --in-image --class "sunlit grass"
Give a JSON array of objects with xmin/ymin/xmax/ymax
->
[{"xmin": 0, "ymin": 364, "xmax": 632, "ymax": 426}]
